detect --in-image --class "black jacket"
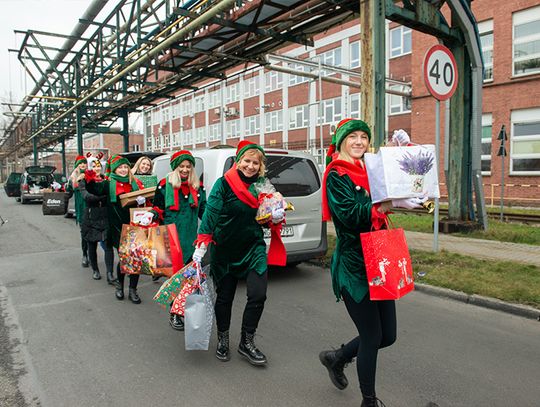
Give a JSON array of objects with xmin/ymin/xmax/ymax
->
[{"xmin": 79, "ymin": 180, "xmax": 109, "ymax": 242}]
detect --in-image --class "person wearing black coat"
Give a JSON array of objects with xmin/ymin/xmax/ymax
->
[{"xmin": 79, "ymin": 179, "xmax": 114, "ymax": 283}]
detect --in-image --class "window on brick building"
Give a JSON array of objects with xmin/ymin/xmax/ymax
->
[
  {"xmin": 184, "ymin": 130, "xmax": 193, "ymax": 145},
  {"xmin": 265, "ymin": 110, "xmax": 283, "ymax": 133},
  {"xmin": 226, "ymin": 119, "xmax": 240, "ymax": 139},
  {"xmin": 162, "ymin": 107, "xmax": 170, "ymax": 122},
  {"xmin": 194, "ymin": 93, "xmax": 205, "ymax": 113},
  {"xmin": 184, "ymin": 98, "xmax": 193, "ymax": 117},
  {"xmin": 208, "ymin": 90, "xmax": 220, "ymax": 109},
  {"xmin": 195, "ymin": 127, "xmax": 206, "ymax": 144},
  {"xmin": 510, "ymin": 108, "xmax": 540, "ymax": 174},
  {"xmin": 288, "ymin": 63, "xmax": 310, "ymax": 86},
  {"xmin": 225, "ymin": 82, "xmax": 240, "ymax": 104},
  {"xmin": 289, "ymin": 105, "xmax": 309, "ymax": 129},
  {"xmin": 390, "ymin": 26, "xmax": 412, "ymax": 58},
  {"xmin": 318, "ymin": 47, "xmax": 342, "ymax": 76},
  {"xmin": 388, "ymin": 85, "xmax": 411, "ymax": 115},
  {"xmin": 245, "ymin": 115, "xmax": 260, "ymax": 136},
  {"xmin": 513, "ymin": 6, "xmax": 540, "ymax": 76},
  {"xmin": 479, "ymin": 20, "xmax": 494, "ymax": 82},
  {"xmin": 350, "ymin": 41, "xmax": 360, "ymax": 68},
  {"xmin": 322, "ymin": 97, "xmax": 342, "ymax": 124},
  {"xmin": 208, "ymin": 123, "xmax": 220, "ymax": 141},
  {"xmin": 265, "ymin": 70, "xmax": 283, "ymax": 92},
  {"xmin": 350, "ymin": 93, "xmax": 360, "ymax": 118},
  {"xmin": 244, "ymin": 75, "xmax": 260, "ymax": 98},
  {"xmin": 481, "ymin": 114, "xmax": 492, "ymax": 174}
]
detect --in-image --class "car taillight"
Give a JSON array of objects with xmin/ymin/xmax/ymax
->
[{"xmin": 22, "ymin": 184, "xmax": 29, "ymax": 191}]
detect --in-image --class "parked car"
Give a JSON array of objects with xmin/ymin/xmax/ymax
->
[
  {"xmin": 4, "ymin": 172, "xmax": 22, "ymax": 198},
  {"xmin": 19, "ymin": 165, "xmax": 56, "ymax": 204},
  {"xmin": 153, "ymin": 147, "xmax": 327, "ymax": 266}
]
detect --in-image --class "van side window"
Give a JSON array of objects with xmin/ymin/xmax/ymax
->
[{"xmin": 266, "ymin": 156, "xmax": 320, "ymax": 197}]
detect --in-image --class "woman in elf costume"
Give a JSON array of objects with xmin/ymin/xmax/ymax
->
[
  {"xmin": 85, "ymin": 154, "xmax": 145, "ymax": 304},
  {"xmin": 151, "ymin": 150, "xmax": 207, "ymax": 330},
  {"xmin": 318, "ymin": 119, "xmax": 421, "ymax": 407},
  {"xmin": 66, "ymin": 154, "xmax": 89, "ymax": 268},
  {"xmin": 193, "ymin": 141, "xmax": 284, "ymax": 366}
]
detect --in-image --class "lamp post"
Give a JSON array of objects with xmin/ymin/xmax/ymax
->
[{"xmin": 496, "ymin": 124, "xmax": 507, "ymax": 222}]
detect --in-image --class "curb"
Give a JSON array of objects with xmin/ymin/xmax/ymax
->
[{"xmin": 414, "ymin": 283, "xmax": 540, "ymax": 321}]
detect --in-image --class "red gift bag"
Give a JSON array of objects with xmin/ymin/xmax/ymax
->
[{"xmin": 360, "ymin": 228, "xmax": 414, "ymax": 300}]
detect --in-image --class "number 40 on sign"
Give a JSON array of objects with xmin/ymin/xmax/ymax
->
[{"xmin": 423, "ymin": 44, "xmax": 458, "ymax": 101}]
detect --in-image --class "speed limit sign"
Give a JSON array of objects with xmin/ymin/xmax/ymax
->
[{"xmin": 423, "ymin": 44, "xmax": 458, "ymax": 101}]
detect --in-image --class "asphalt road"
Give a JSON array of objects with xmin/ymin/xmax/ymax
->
[{"xmin": 1, "ymin": 191, "xmax": 539, "ymax": 407}]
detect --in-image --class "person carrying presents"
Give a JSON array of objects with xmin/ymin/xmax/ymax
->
[
  {"xmin": 193, "ymin": 140, "xmax": 284, "ymax": 366},
  {"xmin": 85, "ymin": 154, "xmax": 146, "ymax": 304},
  {"xmin": 66, "ymin": 154, "xmax": 89, "ymax": 268},
  {"xmin": 318, "ymin": 119, "xmax": 422, "ymax": 407},
  {"xmin": 151, "ymin": 150, "xmax": 207, "ymax": 330}
]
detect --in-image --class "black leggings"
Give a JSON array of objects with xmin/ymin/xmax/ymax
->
[
  {"xmin": 214, "ymin": 270, "xmax": 267, "ymax": 334},
  {"xmin": 87, "ymin": 241, "xmax": 114, "ymax": 274},
  {"xmin": 79, "ymin": 229, "xmax": 88, "ymax": 257},
  {"xmin": 340, "ymin": 290, "xmax": 396, "ymax": 398}
]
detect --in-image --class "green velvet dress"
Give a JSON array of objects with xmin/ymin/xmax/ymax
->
[
  {"xmin": 152, "ymin": 181, "xmax": 207, "ymax": 264},
  {"xmin": 198, "ymin": 176, "xmax": 267, "ymax": 282},
  {"xmin": 326, "ymin": 170, "xmax": 374, "ymax": 303},
  {"xmin": 85, "ymin": 180, "xmax": 133, "ymax": 248},
  {"xmin": 66, "ymin": 180, "xmax": 86, "ymax": 225}
]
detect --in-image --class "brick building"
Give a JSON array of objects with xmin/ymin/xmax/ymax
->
[{"xmin": 142, "ymin": 1, "xmax": 540, "ymax": 206}]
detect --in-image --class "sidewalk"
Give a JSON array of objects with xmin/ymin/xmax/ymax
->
[{"xmin": 327, "ymin": 222, "xmax": 540, "ymax": 266}]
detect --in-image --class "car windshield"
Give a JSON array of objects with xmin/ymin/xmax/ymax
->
[{"xmin": 223, "ymin": 155, "xmax": 320, "ymax": 197}]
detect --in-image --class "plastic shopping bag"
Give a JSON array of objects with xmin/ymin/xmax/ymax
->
[{"xmin": 184, "ymin": 265, "xmax": 215, "ymax": 351}]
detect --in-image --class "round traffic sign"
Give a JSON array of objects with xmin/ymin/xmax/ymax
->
[{"xmin": 423, "ymin": 44, "xmax": 458, "ymax": 101}]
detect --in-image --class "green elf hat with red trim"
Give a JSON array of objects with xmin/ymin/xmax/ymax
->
[
  {"xmin": 326, "ymin": 118, "xmax": 372, "ymax": 165},
  {"xmin": 170, "ymin": 150, "xmax": 195, "ymax": 170},
  {"xmin": 107, "ymin": 154, "xmax": 130, "ymax": 175},
  {"xmin": 73, "ymin": 155, "xmax": 87, "ymax": 169},
  {"xmin": 235, "ymin": 140, "xmax": 265, "ymax": 162}
]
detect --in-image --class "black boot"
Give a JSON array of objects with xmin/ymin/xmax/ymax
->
[
  {"xmin": 128, "ymin": 288, "xmax": 141, "ymax": 304},
  {"xmin": 238, "ymin": 331, "xmax": 267, "ymax": 366},
  {"xmin": 169, "ymin": 314, "xmax": 184, "ymax": 331},
  {"xmin": 115, "ymin": 281, "xmax": 124, "ymax": 300},
  {"xmin": 319, "ymin": 347, "xmax": 350, "ymax": 390},
  {"xmin": 361, "ymin": 395, "xmax": 385, "ymax": 407},
  {"xmin": 92, "ymin": 269, "xmax": 101, "ymax": 280},
  {"xmin": 216, "ymin": 330, "xmax": 230, "ymax": 362},
  {"xmin": 106, "ymin": 271, "xmax": 115, "ymax": 285},
  {"xmin": 81, "ymin": 255, "xmax": 89, "ymax": 268}
]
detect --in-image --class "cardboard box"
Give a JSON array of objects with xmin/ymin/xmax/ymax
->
[
  {"xmin": 119, "ymin": 187, "xmax": 155, "ymax": 207},
  {"xmin": 130, "ymin": 207, "xmax": 153, "ymax": 224}
]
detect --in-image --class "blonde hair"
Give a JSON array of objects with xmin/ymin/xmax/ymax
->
[
  {"xmin": 238, "ymin": 149, "xmax": 266, "ymax": 177},
  {"xmin": 131, "ymin": 156, "xmax": 153, "ymax": 175},
  {"xmin": 168, "ymin": 161, "xmax": 200, "ymax": 190}
]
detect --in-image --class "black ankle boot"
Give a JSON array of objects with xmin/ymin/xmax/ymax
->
[
  {"xmin": 216, "ymin": 330, "xmax": 230, "ymax": 361},
  {"xmin": 238, "ymin": 331, "xmax": 267, "ymax": 366},
  {"xmin": 361, "ymin": 395, "xmax": 385, "ymax": 407},
  {"xmin": 319, "ymin": 347, "xmax": 350, "ymax": 390},
  {"xmin": 115, "ymin": 281, "xmax": 124, "ymax": 300},
  {"xmin": 169, "ymin": 314, "xmax": 184, "ymax": 331},
  {"xmin": 106, "ymin": 271, "xmax": 115, "ymax": 285},
  {"xmin": 92, "ymin": 269, "xmax": 101, "ymax": 280},
  {"xmin": 82, "ymin": 255, "xmax": 89, "ymax": 268},
  {"xmin": 128, "ymin": 288, "xmax": 141, "ymax": 304}
]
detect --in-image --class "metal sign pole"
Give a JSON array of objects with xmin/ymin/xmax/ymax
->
[{"xmin": 434, "ymin": 99, "xmax": 440, "ymax": 252}]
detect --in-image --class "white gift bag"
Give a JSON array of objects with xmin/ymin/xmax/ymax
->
[{"xmin": 364, "ymin": 145, "xmax": 440, "ymax": 204}]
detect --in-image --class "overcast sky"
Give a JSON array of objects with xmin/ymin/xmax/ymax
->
[{"xmin": 0, "ymin": 0, "xmax": 91, "ymax": 103}]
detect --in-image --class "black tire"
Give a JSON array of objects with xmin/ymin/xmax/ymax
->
[{"xmin": 287, "ymin": 261, "xmax": 302, "ymax": 268}]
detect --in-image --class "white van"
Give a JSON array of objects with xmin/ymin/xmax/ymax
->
[{"xmin": 153, "ymin": 146, "xmax": 327, "ymax": 266}]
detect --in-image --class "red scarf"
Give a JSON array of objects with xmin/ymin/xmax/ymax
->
[
  {"xmin": 322, "ymin": 157, "xmax": 387, "ymax": 230},
  {"xmin": 224, "ymin": 165, "xmax": 287, "ymax": 266}
]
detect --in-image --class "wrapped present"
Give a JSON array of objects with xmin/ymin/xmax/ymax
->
[
  {"xmin": 135, "ymin": 174, "xmax": 158, "ymax": 188},
  {"xmin": 130, "ymin": 207, "xmax": 154, "ymax": 225},
  {"xmin": 152, "ymin": 273, "xmax": 184, "ymax": 308},
  {"xmin": 118, "ymin": 224, "xmax": 183, "ymax": 277},
  {"xmin": 170, "ymin": 264, "xmax": 213, "ymax": 316},
  {"xmin": 119, "ymin": 187, "xmax": 156, "ymax": 207},
  {"xmin": 253, "ymin": 179, "xmax": 294, "ymax": 224},
  {"xmin": 364, "ymin": 145, "xmax": 440, "ymax": 204}
]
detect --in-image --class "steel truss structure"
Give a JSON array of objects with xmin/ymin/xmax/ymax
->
[{"xmin": 1, "ymin": 0, "xmax": 466, "ymax": 161}]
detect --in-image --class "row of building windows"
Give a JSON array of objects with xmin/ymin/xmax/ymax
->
[{"xmin": 479, "ymin": 5, "xmax": 540, "ymax": 81}]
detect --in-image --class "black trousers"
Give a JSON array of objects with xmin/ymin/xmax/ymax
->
[
  {"xmin": 87, "ymin": 240, "xmax": 113, "ymax": 274},
  {"xmin": 340, "ymin": 289, "xmax": 397, "ymax": 398},
  {"xmin": 79, "ymin": 228, "xmax": 88, "ymax": 257},
  {"xmin": 214, "ymin": 270, "xmax": 267, "ymax": 334}
]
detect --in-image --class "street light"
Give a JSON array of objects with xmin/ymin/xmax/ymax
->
[{"xmin": 496, "ymin": 124, "xmax": 507, "ymax": 222}]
